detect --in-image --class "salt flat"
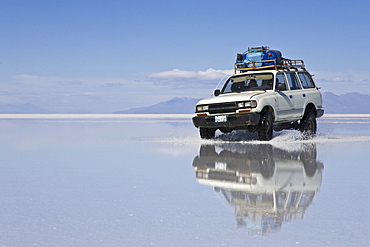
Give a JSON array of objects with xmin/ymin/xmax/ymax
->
[
  {"xmin": 1, "ymin": 113, "xmax": 370, "ymax": 119},
  {"xmin": 0, "ymin": 115, "xmax": 369, "ymax": 246}
]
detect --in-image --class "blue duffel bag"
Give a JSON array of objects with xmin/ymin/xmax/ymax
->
[
  {"xmin": 236, "ymin": 51, "xmax": 265, "ymax": 68},
  {"xmin": 262, "ymin": 50, "xmax": 282, "ymax": 66},
  {"xmin": 236, "ymin": 47, "xmax": 282, "ymax": 68}
]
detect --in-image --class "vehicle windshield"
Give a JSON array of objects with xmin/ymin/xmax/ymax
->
[{"xmin": 221, "ymin": 73, "xmax": 274, "ymax": 94}]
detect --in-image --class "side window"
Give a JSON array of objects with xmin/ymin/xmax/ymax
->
[
  {"xmin": 298, "ymin": 72, "xmax": 315, "ymax": 89},
  {"xmin": 275, "ymin": 73, "xmax": 288, "ymax": 91},
  {"xmin": 286, "ymin": 72, "xmax": 301, "ymax": 90}
]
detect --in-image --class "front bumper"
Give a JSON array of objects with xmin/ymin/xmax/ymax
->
[
  {"xmin": 316, "ymin": 109, "xmax": 324, "ymax": 118},
  {"xmin": 192, "ymin": 112, "xmax": 260, "ymax": 128}
]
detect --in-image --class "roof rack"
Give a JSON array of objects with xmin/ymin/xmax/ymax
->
[{"xmin": 234, "ymin": 58, "xmax": 305, "ymax": 74}]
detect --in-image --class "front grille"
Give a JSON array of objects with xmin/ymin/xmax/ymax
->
[{"xmin": 208, "ymin": 102, "xmax": 237, "ymax": 114}]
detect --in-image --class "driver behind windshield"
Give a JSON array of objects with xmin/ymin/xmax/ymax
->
[
  {"xmin": 223, "ymin": 74, "xmax": 273, "ymax": 93},
  {"xmin": 246, "ymin": 78, "xmax": 272, "ymax": 91}
]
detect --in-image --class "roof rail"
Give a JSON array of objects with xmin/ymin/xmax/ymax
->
[{"xmin": 234, "ymin": 59, "xmax": 305, "ymax": 74}]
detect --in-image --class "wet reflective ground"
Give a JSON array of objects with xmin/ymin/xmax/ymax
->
[{"xmin": 0, "ymin": 114, "xmax": 370, "ymax": 246}]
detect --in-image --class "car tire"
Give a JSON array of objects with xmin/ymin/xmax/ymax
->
[
  {"xmin": 199, "ymin": 127, "xmax": 216, "ymax": 139},
  {"xmin": 258, "ymin": 111, "xmax": 273, "ymax": 141},
  {"xmin": 300, "ymin": 111, "xmax": 317, "ymax": 139}
]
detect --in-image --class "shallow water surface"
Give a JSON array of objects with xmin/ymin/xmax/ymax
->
[{"xmin": 0, "ymin": 114, "xmax": 369, "ymax": 246}]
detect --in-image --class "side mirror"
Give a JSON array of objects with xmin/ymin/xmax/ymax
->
[
  {"xmin": 277, "ymin": 83, "xmax": 286, "ymax": 91},
  {"xmin": 214, "ymin": 89, "xmax": 220, "ymax": 96}
]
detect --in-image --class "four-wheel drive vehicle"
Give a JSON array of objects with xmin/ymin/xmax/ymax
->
[{"xmin": 192, "ymin": 47, "xmax": 324, "ymax": 140}]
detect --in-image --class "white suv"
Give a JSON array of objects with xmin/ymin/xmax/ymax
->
[{"xmin": 192, "ymin": 52, "xmax": 324, "ymax": 140}]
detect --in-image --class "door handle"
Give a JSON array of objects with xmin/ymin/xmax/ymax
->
[
  {"xmin": 303, "ymin": 94, "xmax": 306, "ymax": 97},
  {"xmin": 289, "ymin": 95, "xmax": 293, "ymax": 98}
]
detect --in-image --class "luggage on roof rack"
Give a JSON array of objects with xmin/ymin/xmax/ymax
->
[
  {"xmin": 234, "ymin": 46, "xmax": 305, "ymax": 73},
  {"xmin": 263, "ymin": 50, "xmax": 282, "ymax": 66},
  {"xmin": 236, "ymin": 46, "xmax": 267, "ymax": 69}
]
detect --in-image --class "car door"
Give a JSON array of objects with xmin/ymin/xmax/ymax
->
[
  {"xmin": 297, "ymin": 71, "xmax": 322, "ymax": 108},
  {"xmin": 274, "ymin": 72, "xmax": 294, "ymax": 121},
  {"xmin": 285, "ymin": 72, "xmax": 307, "ymax": 118}
]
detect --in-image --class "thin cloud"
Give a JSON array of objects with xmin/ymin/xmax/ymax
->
[
  {"xmin": 311, "ymin": 70, "xmax": 370, "ymax": 94},
  {"xmin": 148, "ymin": 68, "xmax": 233, "ymax": 82},
  {"xmin": 146, "ymin": 68, "xmax": 233, "ymax": 89},
  {"xmin": 57, "ymin": 81, "xmax": 85, "ymax": 86},
  {"xmin": 8, "ymin": 74, "xmax": 131, "ymax": 89},
  {"xmin": 102, "ymin": 82, "xmax": 125, "ymax": 87},
  {"xmin": 10, "ymin": 75, "xmax": 44, "ymax": 85},
  {"xmin": 312, "ymin": 70, "xmax": 370, "ymax": 83},
  {"xmin": 316, "ymin": 77, "xmax": 353, "ymax": 83}
]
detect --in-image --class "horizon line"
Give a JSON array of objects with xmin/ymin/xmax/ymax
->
[{"xmin": 0, "ymin": 113, "xmax": 370, "ymax": 119}]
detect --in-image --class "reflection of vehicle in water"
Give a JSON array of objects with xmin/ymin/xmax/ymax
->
[{"xmin": 192, "ymin": 143, "xmax": 323, "ymax": 235}]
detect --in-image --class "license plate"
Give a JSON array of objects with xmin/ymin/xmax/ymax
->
[
  {"xmin": 215, "ymin": 115, "xmax": 227, "ymax": 123},
  {"xmin": 215, "ymin": 162, "xmax": 227, "ymax": 170}
]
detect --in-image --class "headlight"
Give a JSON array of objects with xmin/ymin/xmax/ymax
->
[
  {"xmin": 237, "ymin": 102, "xmax": 245, "ymax": 108},
  {"xmin": 196, "ymin": 105, "xmax": 209, "ymax": 112},
  {"xmin": 237, "ymin": 174, "xmax": 257, "ymax": 184},
  {"xmin": 237, "ymin": 100, "xmax": 257, "ymax": 108}
]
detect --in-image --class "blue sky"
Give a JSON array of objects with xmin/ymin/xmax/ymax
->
[{"xmin": 1, "ymin": 0, "xmax": 370, "ymax": 113}]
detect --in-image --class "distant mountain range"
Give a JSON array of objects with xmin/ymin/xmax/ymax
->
[
  {"xmin": 1, "ymin": 92, "xmax": 370, "ymax": 114},
  {"xmin": 113, "ymin": 97, "xmax": 201, "ymax": 114},
  {"xmin": 113, "ymin": 92, "xmax": 370, "ymax": 114},
  {"xmin": 0, "ymin": 103, "xmax": 52, "ymax": 114},
  {"xmin": 322, "ymin": 92, "xmax": 370, "ymax": 114}
]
